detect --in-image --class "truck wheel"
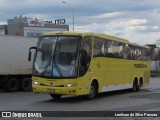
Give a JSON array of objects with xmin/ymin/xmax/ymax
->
[
  {"xmin": 20, "ymin": 78, "xmax": 32, "ymax": 91},
  {"xmin": 4, "ymin": 78, "xmax": 19, "ymax": 92},
  {"xmin": 50, "ymin": 94, "xmax": 62, "ymax": 99}
]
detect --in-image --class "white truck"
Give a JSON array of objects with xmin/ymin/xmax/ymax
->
[{"xmin": 0, "ymin": 34, "xmax": 37, "ymax": 92}]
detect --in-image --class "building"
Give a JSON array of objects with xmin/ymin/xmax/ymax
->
[
  {"xmin": 147, "ymin": 44, "xmax": 160, "ymax": 72},
  {"xmin": 0, "ymin": 25, "xmax": 7, "ymax": 35},
  {"xmin": 0, "ymin": 16, "xmax": 69, "ymax": 37},
  {"xmin": 147, "ymin": 44, "xmax": 159, "ymax": 60}
]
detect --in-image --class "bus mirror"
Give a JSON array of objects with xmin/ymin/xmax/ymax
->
[
  {"xmin": 28, "ymin": 51, "xmax": 31, "ymax": 61},
  {"xmin": 80, "ymin": 49, "xmax": 83, "ymax": 54},
  {"xmin": 28, "ymin": 46, "xmax": 37, "ymax": 61},
  {"xmin": 80, "ymin": 49, "xmax": 86, "ymax": 54}
]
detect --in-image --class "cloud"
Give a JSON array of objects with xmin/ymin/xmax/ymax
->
[
  {"xmin": 75, "ymin": 17, "xmax": 160, "ymax": 45},
  {"xmin": 0, "ymin": 0, "xmax": 160, "ymax": 45},
  {"xmin": 0, "ymin": 21, "xmax": 6, "ymax": 25},
  {"xmin": 125, "ymin": 19, "xmax": 148, "ymax": 26},
  {"xmin": 103, "ymin": 19, "xmax": 160, "ymax": 45}
]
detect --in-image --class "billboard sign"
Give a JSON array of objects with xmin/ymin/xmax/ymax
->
[
  {"xmin": 27, "ymin": 18, "xmax": 44, "ymax": 27},
  {"xmin": 44, "ymin": 19, "xmax": 66, "ymax": 25}
]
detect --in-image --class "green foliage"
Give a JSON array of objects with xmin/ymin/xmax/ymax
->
[{"xmin": 156, "ymin": 39, "xmax": 160, "ymax": 47}]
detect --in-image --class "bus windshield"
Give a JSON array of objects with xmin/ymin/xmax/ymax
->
[{"xmin": 33, "ymin": 36, "xmax": 81, "ymax": 78}]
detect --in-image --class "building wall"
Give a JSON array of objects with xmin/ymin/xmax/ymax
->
[
  {"xmin": 24, "ymin": 26, "xmax": 68, "ymax": 37},
  {"xmin": 7, "ymin": 18, "xmax": 69, "ymax": 37},
  {"xmin": 7, "ymin": 17, "xmax": 28, "ymax": 24},
  {"xmin": 147, "ymin": 44, "xmax": 160, "ymax": 72},
  {"xmin": 0, "ymin": 25, "xmax": 5, "ymax": 35},
  {"xmin": 7, "ymin": 23, "xmax": 24, "ymax": 36},
  {"xmin": 151, "ymin": 61, "xmax": 160, "ymax": 72},
  {"xmin": 0, "ymin": 25, "xmax": 8, "ymax": 35}
]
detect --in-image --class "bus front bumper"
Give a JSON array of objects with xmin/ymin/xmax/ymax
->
[{"xmin": 32, "ymin": 84, "xmax": 77, "ymax": 95}]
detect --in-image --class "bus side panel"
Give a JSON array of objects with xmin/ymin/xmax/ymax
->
[
  {"xmin": 77, "ymin": 57, "xmax": 107, "ymax": 95},
  {"xmin": 102, "ymin": 58, "xmax": 132, "ymax": 92},
  {"xmin": 133, "ymin": 61, "xmax": 151, "ymax": 86},
  {"xmin": 100, "ymin": 58, "xmax": 150, "ymax": 92}
]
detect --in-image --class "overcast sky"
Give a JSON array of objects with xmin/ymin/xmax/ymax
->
[{"xmin": 0, "ymin": 0, "xmax": 160, "ymax": 45}]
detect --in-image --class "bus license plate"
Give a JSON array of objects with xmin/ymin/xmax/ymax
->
[{"xmin": 48, "ymin": 89, "xmax": 55, "ymax": 93}]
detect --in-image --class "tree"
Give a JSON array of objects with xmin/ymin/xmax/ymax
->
[
  {"xmin": 156, "ymin": 40, "xmax": 160, "ymax": 60},
  {"xmin": 156, "ymin": 39, "xmax": 160, "ymax": 48}
]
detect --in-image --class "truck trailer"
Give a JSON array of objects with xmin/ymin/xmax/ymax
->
[{"xmin": 0, "ymin": 34, "xmax": 37, "ymax": 92}]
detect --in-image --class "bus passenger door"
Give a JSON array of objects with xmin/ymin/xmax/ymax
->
[
  {"xmin": 78, "ymin": 36, "xmax": 93, "ymax": 95},
  {"xmin": 79, "ymin": 37, "xmax": 92, "ymax": 76}
]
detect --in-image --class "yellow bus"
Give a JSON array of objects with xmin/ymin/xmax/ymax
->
[{"xmin": 29, "ymin": 31, "xmax": 151, "ymax": 99}]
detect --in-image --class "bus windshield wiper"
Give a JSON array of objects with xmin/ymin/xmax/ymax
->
[{"xmin": 52, "ymin": 59, "xmax": 63, "ymax": 77}]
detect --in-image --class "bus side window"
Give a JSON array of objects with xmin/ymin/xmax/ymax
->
[
  {"xmin": 93, "ymin": 37, "xmax": 105, "ymax": 57},
  {"xmin": 79, "ymin": 37, "xmax": 92, "ymax": 76}
]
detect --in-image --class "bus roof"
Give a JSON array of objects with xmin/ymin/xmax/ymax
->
[{"xmin": 42, "ymin": 31, "xmax": 149, "ymax": 49}]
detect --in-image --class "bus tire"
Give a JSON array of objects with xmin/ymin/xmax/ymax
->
[
  {"xmin": 4, "ymin": 77, "xmax": 19, "ymax": 92},
  {"xmin": 20, "ymin": 77, "xmax": 32, "ymax": 91},
  {"xmin": 50, "ymin": 94, "xmax": 62, "ymax": 99},
  {"xmin": 132, "ymin": 79, "xmax": 138, "ymax": 92},
  {"xmin": 138, "ymin": 78, "xmax": 143, "ymax": 90},
  {"xmin": 87, "ymin": 82, "xmax": 98, "ymax": 99}
]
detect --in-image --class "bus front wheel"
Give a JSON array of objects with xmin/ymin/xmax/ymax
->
[
  {"xmin": 87, "ymin": 82, "xmax": 98, "ymax": 99},
  {"xmin": 50, "ymin": 94, "xmax": 62, "ymax": 99}
]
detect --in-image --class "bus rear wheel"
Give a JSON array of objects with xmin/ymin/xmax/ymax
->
[
  {"xmin": 50, "ymin": 94, "xmax": 62, "ymax": 99},
  {"xmin": 138, "ymin": 79, "xmax": 143, "ymax": 90},
  {"xmin": 87, "ymin": 82, "xmax": 98, "ymax": 99},
  {"xmin": 132, "ymin": 79, "xmax": 139, "ymax": 92}
]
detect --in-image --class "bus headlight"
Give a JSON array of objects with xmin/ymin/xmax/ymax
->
[
  {"xmin": 32, "ymin": 81, "xmax": 41, "ymax": 85},
  {"xmin": 63, "ymin": 83, "xmax": 76, "ymax": 87}
]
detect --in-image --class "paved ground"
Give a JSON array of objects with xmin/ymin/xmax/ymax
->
[{"xmin": 0, "ymin": 77, "xmax": 160, "ymax": 120}]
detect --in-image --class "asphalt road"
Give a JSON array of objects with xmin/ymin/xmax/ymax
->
[{"xmin": 0, "ymin": 77, "xmax": 160, "ymax": 120}]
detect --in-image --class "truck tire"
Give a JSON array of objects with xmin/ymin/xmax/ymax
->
[
  {"xmin": 4, "ymin": 78, "xmax": 19, "ymax": 92},
  {"xmin": 20, "ymin": 77, "xmax": 32, "ymax": 91}
]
